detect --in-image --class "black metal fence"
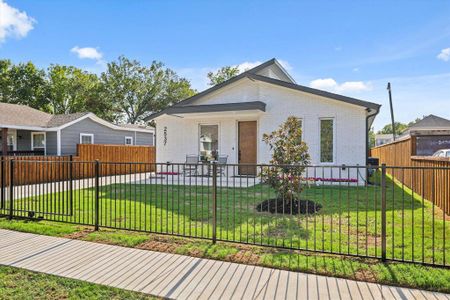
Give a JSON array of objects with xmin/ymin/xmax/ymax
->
[{"xmin": 0, "ymin": 159, "xmax": 449, "ymax": 268}]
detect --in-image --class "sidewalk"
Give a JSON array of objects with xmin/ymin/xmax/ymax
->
[{"xmin": 0, "ymin": 229, "xmax": 448, "ymax": 300}]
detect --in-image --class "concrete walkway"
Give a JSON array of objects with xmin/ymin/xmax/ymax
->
[{"xmin": 0, "ymin": 229, "xmax": 448, "ymax": 300}]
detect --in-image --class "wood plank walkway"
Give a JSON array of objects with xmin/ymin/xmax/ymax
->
[{"xmin": 0, "ymin": 229, "xmax": 448, "ymax": 300}]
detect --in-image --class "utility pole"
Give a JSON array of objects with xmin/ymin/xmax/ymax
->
[{"xmin": 387, "ymin": 82, "xmax": 396, "ymax": 141}]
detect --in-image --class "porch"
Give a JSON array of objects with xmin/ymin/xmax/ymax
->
[{"xmin": 1, "ymin": 128, "xmax": 49, "ymax": 156}]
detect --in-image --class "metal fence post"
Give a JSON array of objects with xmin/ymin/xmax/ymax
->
[
  {"xmin": 1, "ymin": 156, "xmax": 4, "ymax": 210},
  {"xmin": 94, "ymin": 160, "xmax": 100, "ymax": 231},
  {"xmin": 212, "ymin": 161, "xmax": 217, "ymax": 244},
  {"xmin": 381, "ymin": 163, "xmax": 387, "ymax": 261},
  {"xmin": 69, "ymin": 155, "xmax": 73, "ymax": 215},
  {"xmin": 9, "ymin": 159, "xmax": 14, "ymax": 220}
]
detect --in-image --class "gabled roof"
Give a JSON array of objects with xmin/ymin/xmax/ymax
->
[
  {"xmin": 0, "ymin": 102, "xmax": 154, "ymax": 133},
  {"xmin": 145, "ymin": 58, "xmax": 380, "ymax": 121},
  {"xmin": 247, "ymin": 74, "xmax": 381, "ymax": 111},
  {"xmin": 408, "ymin": 115, "xmax": 450, "ymax": 130}
]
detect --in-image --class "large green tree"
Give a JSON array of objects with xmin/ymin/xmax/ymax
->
[
  {"xmin": 46, "ymin": 65, "xmax": 104, "ymax": 115},
  {"xmin": 207, "ymin": 66, "xmax": 240, "ymax": 86},
  {"xmin": 0, "ymin": 59, "xmax": 48, "ymax": 110},
  {"xmin": 100, "ymin": 56, "xmax": 195, "ymax": 124}
]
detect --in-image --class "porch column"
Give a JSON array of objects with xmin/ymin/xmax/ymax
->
[{"xmin": 1, "ymin": 128, "xmax": 7, "ymax": 156}]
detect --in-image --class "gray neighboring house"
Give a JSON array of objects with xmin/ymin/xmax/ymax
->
[
  {"xmin": 0, "ymin": 103, "xmax": 155, "ymax": 156},
  {"xmin": 397, "ymin": 114, "xmax": 450, "ymax": 156}
]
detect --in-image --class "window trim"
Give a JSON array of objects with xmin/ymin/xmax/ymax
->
[
  {"xmin": 31, "ymin": 132, "xmax": 46, "ymax": 154},
  {"xmin": 79, "ymin": 133, "xmax": 94, "ymax": 144},
  {"xmin": 319, "ymin": 118, "xmax": 336, "ymax": 164},
  {"xmin": 125, "ymin": 136, "xmax": 133, "ymax": 145},
  {"xmin": 198, "ymin": 123, "xmax": 220, "ymax": 161}
]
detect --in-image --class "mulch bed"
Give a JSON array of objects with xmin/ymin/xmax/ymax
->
[{"xmin": 256, "ymin": 198, "xmax": 322, "ymax": 215}]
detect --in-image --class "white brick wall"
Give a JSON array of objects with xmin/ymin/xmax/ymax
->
[{"xmin": 155, "ymin": 78, "xmax": 368, "ymax": 171}]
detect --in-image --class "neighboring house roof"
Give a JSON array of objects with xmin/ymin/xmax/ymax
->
[
  {"xmin": 46, "ymin": 112, "xmax": 91, "ymax": 127},
  {"xmin": 148, "ymin": 101, "xmax": 266, "ymax": 119},
  {"xmin": 145, "ymin": 58, "xmax": 380, "ymax": 121},
  {"xmin": 0, "ymin": 103, "xmax": 154, "ymax": 133},
  {"xmin": 0, "ymin": 102, "xmax": 53, "ymax": 127},
  {"xmin": 408, "ymin": 115, "xmax": 450, "ymax": 130}
]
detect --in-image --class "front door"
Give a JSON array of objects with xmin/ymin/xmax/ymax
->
[{"xmin": 238, "ymin": 121, "xmax": 257, "ymax": 175}]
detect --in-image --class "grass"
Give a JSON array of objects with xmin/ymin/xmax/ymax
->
[
  {"xmin": 8, "ymin": 173, "xmax": 450, "ymax": 264},
  {"xmin": 1, "ymin": 173, "xmax": 450, "ymax": 293},
  {"xmin": 0, "ymin": 265, "xmax": 158, "ymax": 299}
]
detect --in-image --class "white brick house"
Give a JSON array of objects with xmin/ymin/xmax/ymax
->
[{"xmin": 146, "ymin": 59, "xmax": 380, "ymax": 177}]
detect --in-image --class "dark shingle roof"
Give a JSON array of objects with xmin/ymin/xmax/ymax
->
[
  {"xmin": 145, "ymin": 58, "xmax": 380, "ymax": 121},
  {"xmin": 409, "ymin": 115, "xmax": 450, "ymax": 130}
]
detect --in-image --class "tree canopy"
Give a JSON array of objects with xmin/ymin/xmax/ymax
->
[
  {"xmin": 377, "ymin": 118, "xmax": 422, "ymax": 135},
  {"xmin": 207, "ymin": 66, "xmax": 240, "ymax": 86},
  {"xmin": 0, "ymin": 57, "xmax": 196, "ymax": 124}
]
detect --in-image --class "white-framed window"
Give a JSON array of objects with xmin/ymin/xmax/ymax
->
[
  {"xmin": 125, "ymin": 136, "xmax": 133, "ymax": 145},
  {"xmin": 31, "ymin": 132, "xmax": 46, "ymax": 153},
  {"xmin": 80, "ymin": 133, "xmax": 94, "ymax": 144},
  {"xmin": 199, "ymin": 124, "xmax": 219, "ymax": 161},
  {"xmin": 319, "ymin": 118, "xmax": 335, "ymax": 163}
]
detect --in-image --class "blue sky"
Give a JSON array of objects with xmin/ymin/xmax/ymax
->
[{"xmin": 1, "ymin": 0, "xmax": 450, "ymax": 130}]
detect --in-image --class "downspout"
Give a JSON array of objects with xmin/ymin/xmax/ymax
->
[{"xmin": 365, "ymin": 107, "xmax": 380, "ymax": 165}]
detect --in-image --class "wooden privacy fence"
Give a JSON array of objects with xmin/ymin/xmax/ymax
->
[
  {"xmin": 0, "ymin": 144, "xmax": 156, "ymax": 186},
  {"xmin": 371, "ymin": 137, "xmax": 450, "ymax": 215}
]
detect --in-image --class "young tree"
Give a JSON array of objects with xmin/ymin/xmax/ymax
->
[
  {"xmin": 207, "ymin": 66, "xmax": 240, "ymax": 86},
  {"xmin": 100, "ymin": 56, "xmax": 195, "ymax": 124},
  {"xmin": 262, "ymin": 116, "xmax": 310, "ymax": 202}
]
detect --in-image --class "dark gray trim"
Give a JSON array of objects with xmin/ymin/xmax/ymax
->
[
  {"xmin": 171, "ymin": 59, "xmax": 278, "ymax": 108},
  {"xmin": 145, "ymin": 58, "xmax": 381, "ymax": 121},
  {"xmin": 248, "ymin": 74, "xmax": 381, "ymax": 111},
  {"xmin": 147, "ymin": 101, "xmax": 266, "ymax": 119}
]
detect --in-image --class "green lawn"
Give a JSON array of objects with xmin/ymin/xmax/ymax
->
[
  {"xmin": 0, "ymin": 265, "xmax": 157, "ymax": 299},
  {"xmin": 1, "ymin": 173, "xmax": 450, "ymax": 293},
  {"xmin": 7, "ymin": 174, "xmax": 450, "ymax": 265}
]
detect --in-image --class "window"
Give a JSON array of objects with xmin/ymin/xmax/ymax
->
[
  {"xmin": 31, "ymin": 132, "xmax": 45, "ymax": 151},
  {"xmin": 7, "ymin": 134, "xmax": 15, "ymax": 151},
  {"xmin": 125, "ymin": 136, "xmax": 133, "ymax": 145},
  {"xmin": 199, "ymin": 124, "xmax": 219, "ymax": 161},
  {"xmin": 80, "ymin": 133, "xmax": 94, "ymax": 144},
  {"xmin": 320, "ymin": 119, "xmax": 334, "ymax": 163}
]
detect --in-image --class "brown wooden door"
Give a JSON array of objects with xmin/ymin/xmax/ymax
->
[{"xmin": 238, "ymin": 121, "xmax": 257, "ymax": 175}]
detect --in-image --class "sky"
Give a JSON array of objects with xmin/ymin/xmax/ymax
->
[{"xmin": 1, "ymin": 0, "xmax": 450, "ymax": 130}]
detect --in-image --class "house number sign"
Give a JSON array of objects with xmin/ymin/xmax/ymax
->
[{"xmin": 163, "ymin": 126, "xmax": 167, "ymax": 146}]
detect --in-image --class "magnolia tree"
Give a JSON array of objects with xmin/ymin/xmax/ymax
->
[{"xmin": 262, "ymin": 116, "xmax": 310, "ymax": 202}]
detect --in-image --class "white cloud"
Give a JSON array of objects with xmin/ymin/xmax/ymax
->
[
  {"xmin": 70, "ymin": 46, "xmax": 103, "ymax": 60},
  {"xmin": 0, "ymin": 0, "xmax": 35, "ymax": 43},
  {"xmin": 310, "ymin": 78, "xmax": 371, "ymax": 92},
  {"xmin": 437, "ymin": 48, "xmax": 450, "ymax": 62},
  {"xmin": 236, "ymin": 61, "xmax": 261, "ymax": 73}
]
